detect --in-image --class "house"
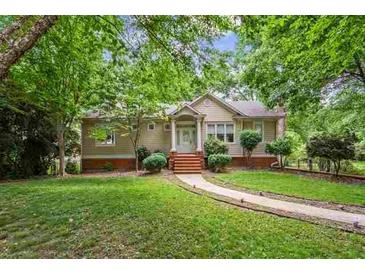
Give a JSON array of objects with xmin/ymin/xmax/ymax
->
[{"xmin": 81, "ymin": 93, "xmax": 286, "ymax": 173}]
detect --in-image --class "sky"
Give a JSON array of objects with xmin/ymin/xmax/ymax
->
[{"xmin": 212, "ymin": 31, "xmax": 238, "ymax": 52}]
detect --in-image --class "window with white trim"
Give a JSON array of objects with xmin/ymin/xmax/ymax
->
[
  {"xmin": 164, "ymin": 123, "xmax": 171, "ymax": 131},
  {"xmin": 147, "ymin": 122, "xmax": 155, "ymax": 131},
  {"xmin": 96, "ymin": 132, "xmax": 115, "ymax": 146},
  {"xmin": 254, "ymin": 121, "xmax": 263, "ymax": 141},
  {"xmin": 206, "ymin": 123, "xmax": 235, "ymax": 143}
]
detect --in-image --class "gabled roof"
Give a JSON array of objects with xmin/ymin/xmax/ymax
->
[
  {"xmin": 166, "ymin": 93, "xmax": 285, "ymax": 118},
  {"xmin": 190, "ymin": 93, "xmax": 247, "ymax": 116},
  {"xmin": 169, "ymin": 103, "xmax": 202, "ymax": 116},
  {"xmin": 229, "ymin": 101, "xmax": 285, "ymax": 117},
  {"xmin": 84, "ymin": 93, "xmax": 285, "ymax": 119}
]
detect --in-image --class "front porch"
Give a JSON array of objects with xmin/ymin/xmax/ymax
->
[{"xmin": 168, "ymin": 107, "xmax": 205, "ymax": 173}]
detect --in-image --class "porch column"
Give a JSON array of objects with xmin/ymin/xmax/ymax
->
[
  {"xmin": 196, "ymin": 118, "xmax": 202, "ymax": 151},
  {"xmin": 171, "ymin": 118, "xmax": 176, "ymax": 152}
]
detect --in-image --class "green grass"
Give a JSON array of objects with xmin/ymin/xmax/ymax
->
[
  {"xmin": 217, "ymin": 171, "xmax": 365, "ymax": 206},
  {"xmin": 353, "ymin": 161, "xmax": 365, "ymax": 175},
  {"xmin": 1, "ymin": 176, "xmax": 365, "ymax": 258}
]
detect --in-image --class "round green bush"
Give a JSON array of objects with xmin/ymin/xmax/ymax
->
[
  {"xmin": 65, "ymin": 161, "xmax": 79, "ymax": 174},
  {"xmin": 204, "ymin": 137, "xmax": 228, "ymax": 157},
  {"xmin": 208, "ymin": 154, "xmax": 232, "ymax": 172},
  {"xmin": 153, "ymin": 149, "xmax": 167, "ymax": 159},
  {"xmin": 137, "ymin": 146, "xmax": 151, "ymax": 161},
  {"xmin": 143, "ymin": 154, "xmax": 167, "ymax": 173}
]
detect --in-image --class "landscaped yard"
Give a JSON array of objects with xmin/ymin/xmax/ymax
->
[
  {"xmin": 216, "ymin": 171, "xmax": 365, "ymax": 206},
  {"xmin": 1, "ymin": 175, "xmax": 365, "ymax": 258},
  {"xmin": 353, "ymin": 161, "xmax": 365, "ymax": 175}
]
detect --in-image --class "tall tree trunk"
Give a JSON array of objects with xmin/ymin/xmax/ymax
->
[
  {"xmin": 57, "ymin": 125, "xmax": 65, "ymax": 176},
  {"xmin": 0, "ymin": 16, "xmax": 31, "ymax": 46},
  {"xmin": 0, "ymin": 15, "xmax": 58, "ymax": 79},
  {"xmin": 135, "ymin": 148, "xmax": 139, "ymax": 172}
]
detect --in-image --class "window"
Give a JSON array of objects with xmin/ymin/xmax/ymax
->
[
  {"xmin": 226, "ymin": 124, "xmax": 234, "ymax": 143},
  {"xmin": 206, "ymin": 123, "xmax": 235, "ymax": 143},
  {"xmin": 255, "ymin": 121, "xmax": 263, "ymax": 141},
  {"xmin": 147, "ymin": 122, "xmax": 155, "ymax": 131},
  {"xmin": 164, "ymin": 123, "xmax": 171, "ymax": 131},
  {"xmin": 217, "ymin": 124, "xmax": 225, "ymax": 141},
  {"xmin": 131, "ymin": 124, "xmax": 138, "ymax": 131},
  {"xmin": 207, "ymin": 124, "xmax": 215, "ymax": 139},
  {"xmin": 96, "ymin": 132, "xmax": 115, "ymax": 146}
]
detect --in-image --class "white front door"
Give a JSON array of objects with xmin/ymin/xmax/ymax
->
[{"xmin": 176, "ymin": 127, "xmax": 196, "ymax": 153}]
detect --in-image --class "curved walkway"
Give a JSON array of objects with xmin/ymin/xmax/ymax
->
[{"xmin": 176, "ymin": 174, "xmax": 365, "ymax": 227}]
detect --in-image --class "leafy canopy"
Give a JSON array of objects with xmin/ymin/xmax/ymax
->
[{"xmin": 306, "ymin": 133, "xmax": 356, "ymax": 175}]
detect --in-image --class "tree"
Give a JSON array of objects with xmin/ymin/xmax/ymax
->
[
  {"xmin": 239, "ymin": 130, "xmax": 261, "ymax": 168},
  {"xmin": 0, "ymin": 87, "xmax": 57, "ymax": 179},
  {"xmin": 91, "ymin": 16, "xmax": 233, "ymax": 172},
  {"xmin": 0, "ymin": 15, "xmax": 58, "ymax": 79},
  {"xmin": 237, "ymin": 16, "xmax": 365, "ymax": 111},
  {"xmin": 11, "ymin": 16, "xmax": 114, "ymax": 176},
  {"xmin": 92, "ymin": 48, "xmax": 197, "ymax": 172},
  {"xmin": 265, "ymin": 137, "xmax": 293, "ymax": 167},
  {"xmin": 306, "ymin": 134, "xmax": 355, "ymax": 176}
]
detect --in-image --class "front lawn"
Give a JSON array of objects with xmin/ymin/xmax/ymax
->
[
  {"xmin": 1, "ymin": 175, "xmax": 365, "ymax": 258},
  {"xmin": 217, "ymin": 171, "xmax": 365, "ymax": 206}
]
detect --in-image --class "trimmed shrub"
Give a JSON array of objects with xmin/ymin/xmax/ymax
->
[
  {"xmin": 204, "ymin": 136, "xmax": 228, "ymax": 157},
  {"xmin": 143, "ymin": 154, "xmax": 167, "ymax": 173},
  {"xmin": 65, "ymin": 160, "xmax": 79, "ymax": 174},
  {"xmin": 307, "ymin": 133, "xmax": 355, "ymax": 176},
  {"xmin": 153, "ymin": 149, "xmax": 167, "ymax": 159},
  {"xmin": 208, "ymin": 154, "xmax": 232, "ymax": 172},
  {"xmin": 136, "ymin": 146, "xmax": 151, "ymax": 162},
  {"xmin": 265, "ymin": 137, "xmax": 293, "ymax": 167},
  {"xmin": 240, "ymin": 130, "xmax": 261, "ymax": 167},
  {"xmin": 102, "ymin": 162, "xmax": 114, "ymax": 172}
]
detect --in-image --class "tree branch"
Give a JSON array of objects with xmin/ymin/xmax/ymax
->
[
  {"xmin": 0, "ymin": 16, "xmax": 31, "ymax": 46},
  {"xmin": 0, "ymin": 15, "xmax": 58, "ymax": 80}
]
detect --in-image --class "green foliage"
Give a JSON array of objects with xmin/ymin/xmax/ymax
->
[
  {"xmin": 339, "ymin": 160, "xmax": 355, "ymax": 174},
  {"xmin": 153, "ymin": 150, "xmax": 168, "ymax": 159},
  {"xmin": 137, "ymin": 146, "xmax": 151, "ymax": 162},
  {"xmin": 2, "ymin": 176, "xmax": 365, "ymax": 258},
  {"xmin": 102, "ymin": 162, "xmax": 114, "ymax": 172},
  {"xmin": 307, "ymin": 134, "xmax": 356, "ymax": 176},
  {"xmin": 208, "ymin": 154, "xmax": 232, "ymax": 172},
  {"xmin": 204, "ymin": 136, "xmax": 229, "ymax": 157},
  {"xmin": 218, "ymin": 171, "xmax": 365, "ymax": 206},
  {"xmin": 239, "ymin": 130, "xmax": 261, "ymax": 167},
  {"xmin": 0, "ymin": 92, "xmax": 57, "ymax": 179},
  {"xmin": 65, "ymin": 160, "xmax": 79, "ymax": 174},
  {"xmin": 142, "ymin": 154, "xmax": 167, "ymax": 173},
  {"xmin": 265, "ymin": 137, "xmax": 293, "ymax": 167},
  {"xmin": 238, "ymin": 16, "xmax": 365, "ymax": 111},
  {"xmin": 355, "ymin": 141, "xmax": 365, "ymax": 161}
]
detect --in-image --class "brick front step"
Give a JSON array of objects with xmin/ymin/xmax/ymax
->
[
  {"xmin": 174, "ymin": 170, "xmax": 202, "ymax": 174},
  {"xmin": 173, "ymin": 153, "xmax": 202, "ymax": 174},
  {"xmin": 174, "ymin": 163, "xmax": 201, "ymax": 167},
  {"xmin": 175, "ymin": 160, "xmax": 201, "ymax": 164}
]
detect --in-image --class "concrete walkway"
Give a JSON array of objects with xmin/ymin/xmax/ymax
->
[{"xmin": 176, "ymin": 174, "xmax": 365, "ymax": 227}]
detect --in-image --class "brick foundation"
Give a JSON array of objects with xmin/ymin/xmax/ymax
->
[
  {"xmin": 82, "ymin": 158, "xmax": 136, "ymax": 172},
  {"xmin": 82, "ymin": 155, "xmax": 277, "ymax": 172},
  {"xmin": 229, "ymin": 156, "xmax": 277, "ymax": 169}
]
